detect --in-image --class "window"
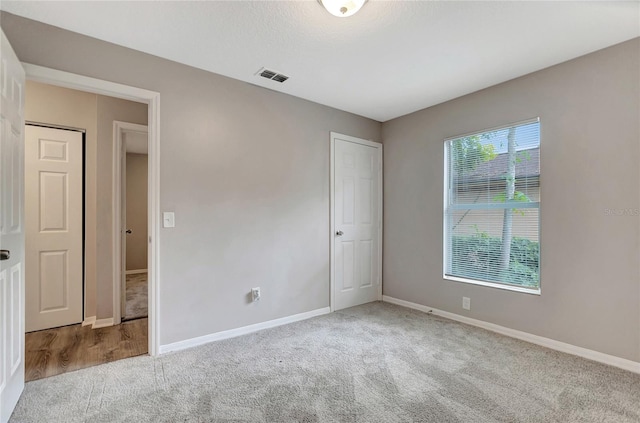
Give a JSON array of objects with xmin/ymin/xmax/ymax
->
[{"xmin": 444, "ymin": 119, "xmax": 540, "ymax": 292}]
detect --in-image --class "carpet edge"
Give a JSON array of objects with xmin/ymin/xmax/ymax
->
[{"xmin": 382, "ymin": 295, "xmax": 640, "ymax": 374}]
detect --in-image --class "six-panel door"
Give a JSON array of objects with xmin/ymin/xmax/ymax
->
[
  {"xmin": 0, "ymin": 28, "xmax": 26, "ymax": 423},
  {"xmin": 25, "ymin": 126, "xmax": 83, "ymax": 332},
  {"xmin": 334, "ymin": 138, "xmax": 380, "ymax": 311}
]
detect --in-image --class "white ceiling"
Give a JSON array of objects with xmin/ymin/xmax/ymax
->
[{"xmin": 2, "ymin": 1, "xmax": 638, "ymax": 122}]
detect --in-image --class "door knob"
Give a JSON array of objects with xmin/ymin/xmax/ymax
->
[
  {"xmin": 0, "ymin": 250, "xmax": 9, "ymax": 261},
  {"xmin": 126, "ymin": 229, "xmax": 132, "ymax": 234},
  {"xmin": 336, "ymin": 231, "xmax": 344, "ymax": 236}
]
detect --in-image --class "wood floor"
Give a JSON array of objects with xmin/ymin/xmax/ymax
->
[{"xmin": 25, "ymin": 318, "xmax": 148, "ymax": 382}]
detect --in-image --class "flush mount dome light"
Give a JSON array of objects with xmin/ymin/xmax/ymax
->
[{"xmin": 318, "ymin": 0, "xmax": 367, "ymax": 17}]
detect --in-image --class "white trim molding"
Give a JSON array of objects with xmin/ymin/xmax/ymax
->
[
  {"xmin": 330, "ymin": 132, "xmax": 383, "ymax": 312},
  {"xmin": 92, "ymin": 317, "xmax": 115, "ymax": 329},
  {"xmin": 83, "ymin": 315, "xmax": 116, "ymax": 330},
  {"xmin": 24, "ymin": 63, "xmax": 161, "ymax": 357},
  {"xmin": 382, "ymin": 296, "xmax": 640, "ymax": 375},
  {"xmin": 159, "ymin": 307, "xmax": 331, "ymax": 354},
  {"xmin": 125, "ymin": 269, "xmax": 148, "ymax": 275}
]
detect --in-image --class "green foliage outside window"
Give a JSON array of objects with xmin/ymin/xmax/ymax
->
[{"xmin": 451, "ymin": 235, "xmax": 539, "ymax": 288}]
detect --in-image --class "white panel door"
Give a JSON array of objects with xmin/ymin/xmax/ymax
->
[
  {"xmin": 0, "ymin": 29, "xmax": 26, "ymax": 423},
  {"xmin": 333, "ymin": 136, "xmax": 381, "ymax": 311},
  {"xmin": 25, "ymin": 126, "xmax": 83, "ymax": 332}
]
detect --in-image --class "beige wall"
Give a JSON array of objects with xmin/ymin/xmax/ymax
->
[
  {"xmin": 125, "ymin": 153, "xmax": 148, "ymax": 271},
  {"xmin": 1, "ymin": 13, "xmax": 382, "ymax": 345},
  {"xmin": 24, "ymin": 80, "xmax": 148, "ymax": 321},
  {"xmin": 382, "ymin": 38, "xmax": 640, "ymax": 362},
  {"xmin": 95, "ymin": 96, "xmax": 147, "ymax": 318}
]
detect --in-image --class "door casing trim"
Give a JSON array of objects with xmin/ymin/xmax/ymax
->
[
  {"xmin": 23, "ymin": 63, "xmax": 161, "ymax": 356},
  {"xmin": 329, "ymin": 132, "xmax": 383, "ymax": 312}
]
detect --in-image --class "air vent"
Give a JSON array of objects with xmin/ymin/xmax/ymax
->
[
  {"xmin": 260, "ymin": 69, "xmax": 277, "ymax": 79},
  {"xmin": 271, "ymin": 74, "xmax": 289, "ymax": 83},
  {"xmin": 256, "ymin": 67, "xmax": 289, "ymax": 83}
]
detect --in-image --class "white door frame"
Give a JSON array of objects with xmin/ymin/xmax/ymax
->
[
  {"xmin": 23, "ymin": 63, "xmax": 161, "ymax": 356},
  {"xmin": 113, "ymin": 121, "xmax": 148, "ymax": 325},
  {"xmin": 329, "ymin": 132, "xmax": 383, "ymax": 312}
]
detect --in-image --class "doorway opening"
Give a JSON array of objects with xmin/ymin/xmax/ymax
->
[
  {"xmin": 114, "ymin": 122, "xmax": 149, "ymax": 323},
  {"xmin": 20, "ymin": 65, "xmax": 160, "ymax": 381}
]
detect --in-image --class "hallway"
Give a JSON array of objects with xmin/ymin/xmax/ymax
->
[{"xmin": 25, "ymin": 318, "xmax": 148, "ymax": 381}]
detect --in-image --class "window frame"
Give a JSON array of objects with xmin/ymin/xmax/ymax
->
[{"xmin": 442, "ymin": 118, "xmax": 541, "ymax": 295}]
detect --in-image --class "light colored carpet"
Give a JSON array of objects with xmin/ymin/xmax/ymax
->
[
  {"xmin": 10, "ymin": 302, "xmax": 640, "ymax": 422},
  {"xmin": 124, "ymin": 273, "xmax": 148, "ymax": 320}
]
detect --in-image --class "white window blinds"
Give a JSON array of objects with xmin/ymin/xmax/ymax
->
[{"xmin": 444, "ymin": 119, "xmax": 540, "ymax": 290}]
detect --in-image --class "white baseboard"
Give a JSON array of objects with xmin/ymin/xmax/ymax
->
[
  {"xmin": 92, "ymin": 317, "xmax": 115, "ymax": 329},
  {"xmin": 382, "ymin": 295, "xmax": 640, "ymax": 375},
  {"xmin": 159, "ymin": 306, "xmax": 331, "ymax": 354},
  {"xmin": 125, "ymin": 269, "xmax": 147, "ymax": 275},
  {"xmin": 83, "ymin": 315, "xmax": 115, "ymax": 329}
]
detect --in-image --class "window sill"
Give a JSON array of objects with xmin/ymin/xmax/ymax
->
[{"xmin": 443, "ymin": 275, "xmax": 541, "ymax": 295}]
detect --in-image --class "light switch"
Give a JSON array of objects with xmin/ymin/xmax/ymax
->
[{"xmin": 163, "ymin": 212, "xmax": 175, "ymax": 228}]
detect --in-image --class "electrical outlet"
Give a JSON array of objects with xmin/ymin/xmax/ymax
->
[
  {"xmin": 462, "ymin": 297, "xmax": 471, "ymax": 310},
  {"xmin": 251, "ymin": 287, "xmax": 261, "ymax": 302}
]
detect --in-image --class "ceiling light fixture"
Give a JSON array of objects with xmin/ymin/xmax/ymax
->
[{"xmin": 318, "ymin": 0, "xmax": 367, "ymax": 18}]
